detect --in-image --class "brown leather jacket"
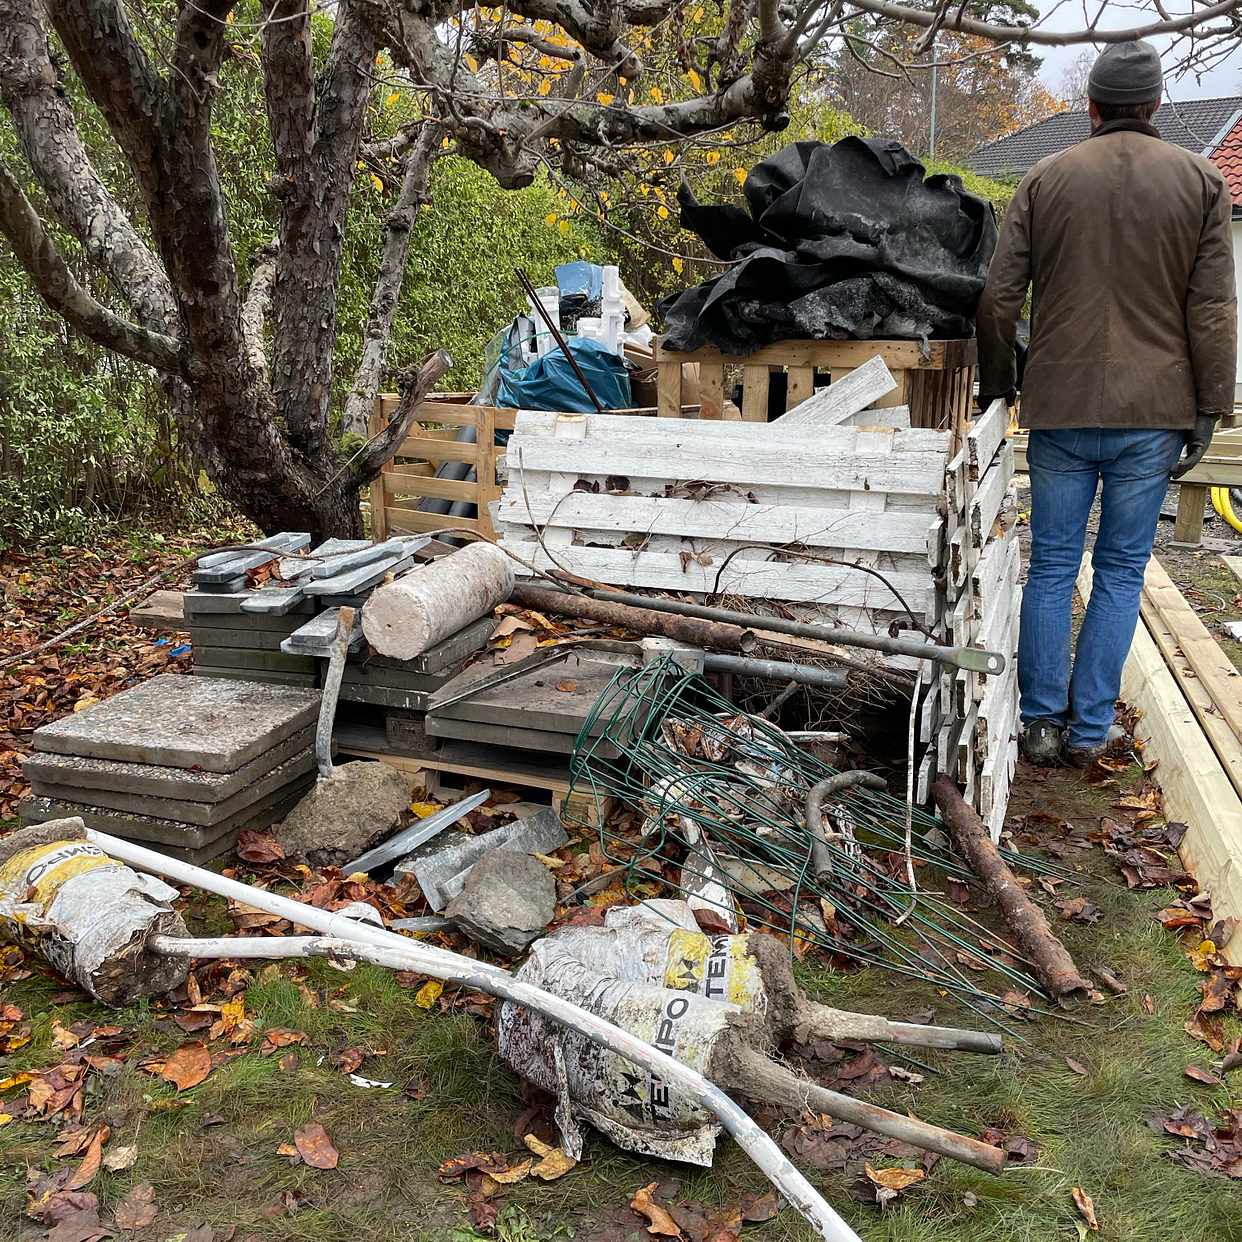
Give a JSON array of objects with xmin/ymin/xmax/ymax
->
[{"xmin": 977, "ymin": 119, "xmax": 1237, "ymax": 429}]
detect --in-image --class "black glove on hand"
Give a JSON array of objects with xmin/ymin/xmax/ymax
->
[
  {"xmin": 1171, "ymin": 414, "xmax": 1217, "ymax": 479},
  {"xmin": 976, "ymin": 388, "xmax": 1016, "ymax": 413}
]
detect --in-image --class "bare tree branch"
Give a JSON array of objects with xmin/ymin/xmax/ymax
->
[
  {"xmin": 0, "ymin": 160, "xmax": 186, "ymax": 373},
  {"xmin": 352, "ymin": 348, "xmax": 454, "ymax": 483},
  {"xmin": 265, "ymin": 1, "xmax": 377, "ymax": 456},
  {"xmin": 261, "ymin": 0, "xmax": 314, "ymax": 187},
  {"xmin": 0, "ymin": 0, "xmax": 178, "ymax": 332},
  {"xmin": 844, "ymin": 0, "xmax": 1242, "ymax": 47},
  {"xmin": 344, "ymin": 123, "xmax": 441, "ymax": 437},
  {"xmin": 241, "ymin": 240, "xmax": 278, "ymax": 387}
]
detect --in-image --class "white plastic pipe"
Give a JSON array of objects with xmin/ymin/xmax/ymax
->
[{"xmin": 88, "ymin": 830, "xmax": 860, "ymax": 1242}]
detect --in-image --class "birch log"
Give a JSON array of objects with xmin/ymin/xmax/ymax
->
[{"xmin": 362, "ymin": 542, "xmax": 515, "ymax": 658}]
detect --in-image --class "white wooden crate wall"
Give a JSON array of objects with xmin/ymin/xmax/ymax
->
[
  {"xmin": 497, "ymin": 411, "xmax": 953, "ymax": 637},
  {"xmin": 497, "ymin": 401, "xmax": 1019, "ymax": 839},
  {"xmin": 915, "ymin": 398, "xmax": 1019, "ymax": 840}
]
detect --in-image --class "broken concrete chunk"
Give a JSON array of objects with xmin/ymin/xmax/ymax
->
[
  {"xmin": 445, "ymin": 850, "xmax": 556, "ymax": 955},
  {"xmin": 276, "ymin": 760, "xmax": 412, "ymax": 866},
  {"xmin": 396, "ymin": 806, "xmax": 568, "ymax": 911}
]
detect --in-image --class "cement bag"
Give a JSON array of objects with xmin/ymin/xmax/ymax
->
[
  {"xmin": 499, "ymin": 933, "xmax": 738, "ymax": 1165},
  {"xmin": 567, "ymin": 901, "xmax": 767, "ymax": 1014},
  {"xmin": 0, "ymin": 821, "xmax": 188, "ymax": 1005}
]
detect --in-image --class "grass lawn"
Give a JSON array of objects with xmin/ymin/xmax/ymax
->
[{"xmin": 3, "ymin": 749, "xmax": 1242, "ymax": 1242}]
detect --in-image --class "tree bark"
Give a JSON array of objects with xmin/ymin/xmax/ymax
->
[
  {"xmin": 930, "ymin": 776, "xmax": 1091, "ymax": 1000},
  {"xmin": 343, "ymin": 124, "xmax": 440, "ymax": 437}
]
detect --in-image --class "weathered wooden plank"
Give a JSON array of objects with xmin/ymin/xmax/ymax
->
[
  {"xmin": 1142, "ymin": 557, "xmax": 1242, "ymax": 750},
  {"xmin": 786, "ymin": 365, "xmax": 815, "ymax": 410},
  {"xmin": 499, "ymin": 543, "xmax": 934, "ymax": 610},
  {"xmin": 700, "ymin": 361, "xmax": 726, "ymax": 418},
  {"xmin": 511, "ymin": 409, "xmax": 951, "ymax": 454},
  {"xmin": 397, "ymin": 436, "xmax": 479, "ymax": 463},
  {"xmin": 966, "ymin": 398, "xmax": 1008, "ymax": 480},
  {"xmin": 496, "ymin": 492, "xmax": 939, "ymax": 553},
  {"xmin": 774, "ymin": 355, "xmax": 896, "ymax": 427},
  {"xmin": 741, "ymin": 365, "xmax": 770, "ymax": 422},
  {"xmin": 504, "ymin": 435, "xmax": 950, "ymax": 496},
  {"xmin": 970, "ymin": 447, "xmax": 1015, "ymax": 549},
  {"xmin": 658, "ymin": 358, "xmax": 683, "ymax": 418},
  {"xmin": 840, "ymin": 405, "xmax": 912, "ymax": 430},
  {"xmin": 130, "ymin": 590, "xmax": 186, "ymax": 630},
  {"xmin": 387, "ymin": 507, "xmax": 487, "ymax": 538},
  {"xmin": 384, "ymin": 471, "xmax": 479, "ymax": 503}
]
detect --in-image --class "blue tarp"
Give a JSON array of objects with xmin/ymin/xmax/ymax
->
[{"xmin": 496, "ymin": 337, "xmax": 631, "ymax": 414}]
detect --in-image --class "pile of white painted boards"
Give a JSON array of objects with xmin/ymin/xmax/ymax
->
[
  {"xmin": 495, "ymin": 359, "xmax": 1019, "ymax": 838},
  {"xmin": 20, "ymin": 675, "xmax": 321, "ymax": 862}
]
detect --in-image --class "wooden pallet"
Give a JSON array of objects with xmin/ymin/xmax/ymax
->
[{"xmin": 653, "ymin": 338, "xmax": 977, "ymax": 429}]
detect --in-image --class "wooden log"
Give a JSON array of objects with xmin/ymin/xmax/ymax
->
[
  {"xmin": 931, "ymin": 774, "xmax": 1090, "ymax": 999},
  {"xmin": 362, "ymin": 542, "xmax": 513, "ymax": 659},
  {"xmin": 510, "ymin": 584, "xmax": 757, "ymax": 653}
]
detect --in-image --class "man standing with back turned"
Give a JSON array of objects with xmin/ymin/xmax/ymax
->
[{"xmin": 977, "ymin": 40, "xmax": 1237, "ymax": 767}]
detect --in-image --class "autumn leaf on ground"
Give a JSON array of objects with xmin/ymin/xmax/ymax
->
[
  {"xmin": 1186, "ymin": 1010, "xmax": 1227, "ymax": 1052},
  {"xmin": 1065, "ymin": 1057, "xmax": 1089, "ymax": 1076},
  {"xmin": 865, "ymin": 1161, "xmax": 926, "ymax": 1206},
  {"xmin": 114, "ymin": 1182, "xmax": 157, "ymax": 1230},
  {"xmin": 1072, "ymin": 1187, "xmax": 1100, "ymax": 1231},
  {"xmin": 630, "ymin": 1182, "xmax": 682, "ymax": 1237},
  {"xmin": 236, "ymin": 829, "xmax": 285, "ymax": 863},
  {"xmin": 148, "ymin": 1041, "xmax": 212, "ymax": 1090},
  {"xmin": 260, "ymin": 1028, "xmax": 306, "ymax": 1055},
  {"xmin": 522, "ymin": 1133, "xmax": 577, "ymax": 1180},
  {"xmin": 293, "ymin": 1122, "xmax": 339, "ymax": 1170},
  {"xmin": 102, "ymin": 1144, "xmax": 138, "ymax": 1172},
  {"xmin": 1185, "ymin": 1064, "xmax": 1224, "ymax": 1086},
  {"xmin": 414, "ymin": 980, "xmax": 443, "ymax": 1009},
  {"xmin": 64, "ymin": 1125, "xmax": 109, "ymax": 1190},
  {"xmin": 334, "ymin": 1047, "xmax": 364, "ymax": 1074}
]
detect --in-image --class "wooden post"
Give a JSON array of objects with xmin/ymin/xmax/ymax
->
[
  {"xmin": 1171, "ymin": 482, "xmax": 1208, "ymax": 548},
  {"xmin": 741, "ymin": 365, "xmax": 770, "ymax": 422},
  {"xmin": 657, "ymin": 353, "xmax": 683, "ymax": 418},
  {"xmin": 699, "ymin": 360, "xmax": 725, "ymax": 418},
  {"xmin": 786, "ymin": 365, "xmax": 814, "ymax": 410},
  {"xmin": 369, "ymin": 397, "xmax": 389, "ymax": 541},
  {"xmin": 476, "ymin": 405, "xmax": 499, "ymax": 540}
]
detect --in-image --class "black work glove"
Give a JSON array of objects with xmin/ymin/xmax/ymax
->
[
  {"xmin": 976, "ymin": 388, "xmax": 1016, "ymax": 413},
  {"xmin": 1171, "ymin": 414, "xmax": 1217, "ymax": 479}
]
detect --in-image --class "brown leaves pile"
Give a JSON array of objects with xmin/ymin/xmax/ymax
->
[
  {"xmin": 0, "ymin": 530, "xmax": 233, "ymax": 819},
  {"xmin": 1149, "ymin": 1104, "xmax": 1242, "ymax": 1179}
]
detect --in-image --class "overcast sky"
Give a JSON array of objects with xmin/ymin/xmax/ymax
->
[{"xmin": 1034, "ymin": 2, "xmax": 1242, "ymax": 102}]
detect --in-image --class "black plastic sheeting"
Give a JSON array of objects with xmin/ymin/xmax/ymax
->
[{"xmin": 659, "ymin": 138, "xmax": 997, "ymax": 355}]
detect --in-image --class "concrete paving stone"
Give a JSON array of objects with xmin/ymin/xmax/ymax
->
[
  {"xmin": 190, "ymin": 611, "xmax": 311, "ymax": 633},
  {"xmin": 338, "ymin": 683, "xmax": 433, "ymax": 711},
  {"xmin": 30, "ymin": 748, "xmax": 317, "ymax": 827},
  {"xmin": 19, "ymin": 773, "xmax": 315, "ymax": 850},
  {"xmin": 22, "ymin": 724, "xmax": 316, "ymax": 803},
  {"xmin": 193, "ymin": 667, "xmax": 318, "ymax": 688},
  {"xmin": 32, "ymin": 673, "xmax": 320, "ymax": 772},
  {"xmin": 193, "ymin": 532, "xmax": 310, "ymax": 582},
  {"xmin": 345, "ymin": 618, "xmax": 493, "ymax": 675},
  {"xmin": 191, "ymin": 646, "xmax": 318, "ymax": 673},
  {"xmin": 189, "ymin": 627, "xmax": 295, "ymax": 652}
]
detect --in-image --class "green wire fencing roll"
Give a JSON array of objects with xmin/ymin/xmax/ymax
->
[{"xmin": 567, "ymin": 655, "xmax": 1080, "ymax": 1030}]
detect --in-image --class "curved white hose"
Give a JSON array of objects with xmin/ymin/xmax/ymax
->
[{"xmin": 89, "ymin": 831, "xmax": 860, "ymax": 1242}]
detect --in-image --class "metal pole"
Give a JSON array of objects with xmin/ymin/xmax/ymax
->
[
  {"xmin": 703, "ymin": 652, "xmax": 847, "ymax": 690},
  {"xmin": 574, "ymin": 587, "xmax": 1005, "ymax": 675}
]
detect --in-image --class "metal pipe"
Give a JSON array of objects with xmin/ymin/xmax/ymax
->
[
  {"xmin": 577, "ymin": 588, "xmax": 1004, "ymax": 675},
  {"xmin": 90, "ymin": 830, "xmax": 860, "ymax": 1242},
  {"xmin": 806, "ymin": 771, "xmax": 888, "ymax": 878},
  {"xmin": 702, "ymin": 652, "xmax": 847, "ymax": 690}
]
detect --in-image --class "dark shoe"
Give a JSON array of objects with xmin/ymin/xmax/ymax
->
[
  {"xmin": 1021, "ymin": 719, "xmax": 1063, "ymax": 766},
  {"xmin": 1063, "ymin": 724, "xmax": 1127, "ymax": 768}
]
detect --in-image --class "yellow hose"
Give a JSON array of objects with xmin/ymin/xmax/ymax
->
[{"xmin": 1211, "ymin": 486, "xmax": 1242, "ymax": 534}]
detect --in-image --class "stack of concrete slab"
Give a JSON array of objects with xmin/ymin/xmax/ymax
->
[
  {"xmin": 187, "ymin": 534, "xmax": 430, "ymax": 687},
  {"xmin": 317, "ymin": 616, "xmax": 494, "ymax": 714},
  {"xmin": 20, "ymin": 674, "xmax": 321, "ymax": 863}
]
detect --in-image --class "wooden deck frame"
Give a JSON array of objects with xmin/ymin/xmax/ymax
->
[{"xmin": 1078, "ymin": 555, "xmax": 1242, "ymax": 964}]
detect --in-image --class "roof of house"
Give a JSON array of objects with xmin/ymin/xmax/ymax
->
[
  {"xmin": 1211, "ymin": 113, "xmax": 1242, "ymax": 208},
  {"xmin": 965, "ymin": 95, "xmax": 1242, "ymax": 179}
]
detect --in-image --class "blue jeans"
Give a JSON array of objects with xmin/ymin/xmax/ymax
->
[{"xmin": 1019, "ymin": 428, "xmax": 1183, "ymax": 748}]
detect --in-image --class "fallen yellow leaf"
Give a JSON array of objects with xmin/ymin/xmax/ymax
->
[
  {"xmin": 523, "ymin": 1133, "xmax": 577, "ymax": 1180},
  {"xmin": 415, "ymin": 980, "xmax": 443, "ymax": 1009},
  {"xmin": 865, "ymin": 1162, "xmax": 926, "ymax": 1192}
]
